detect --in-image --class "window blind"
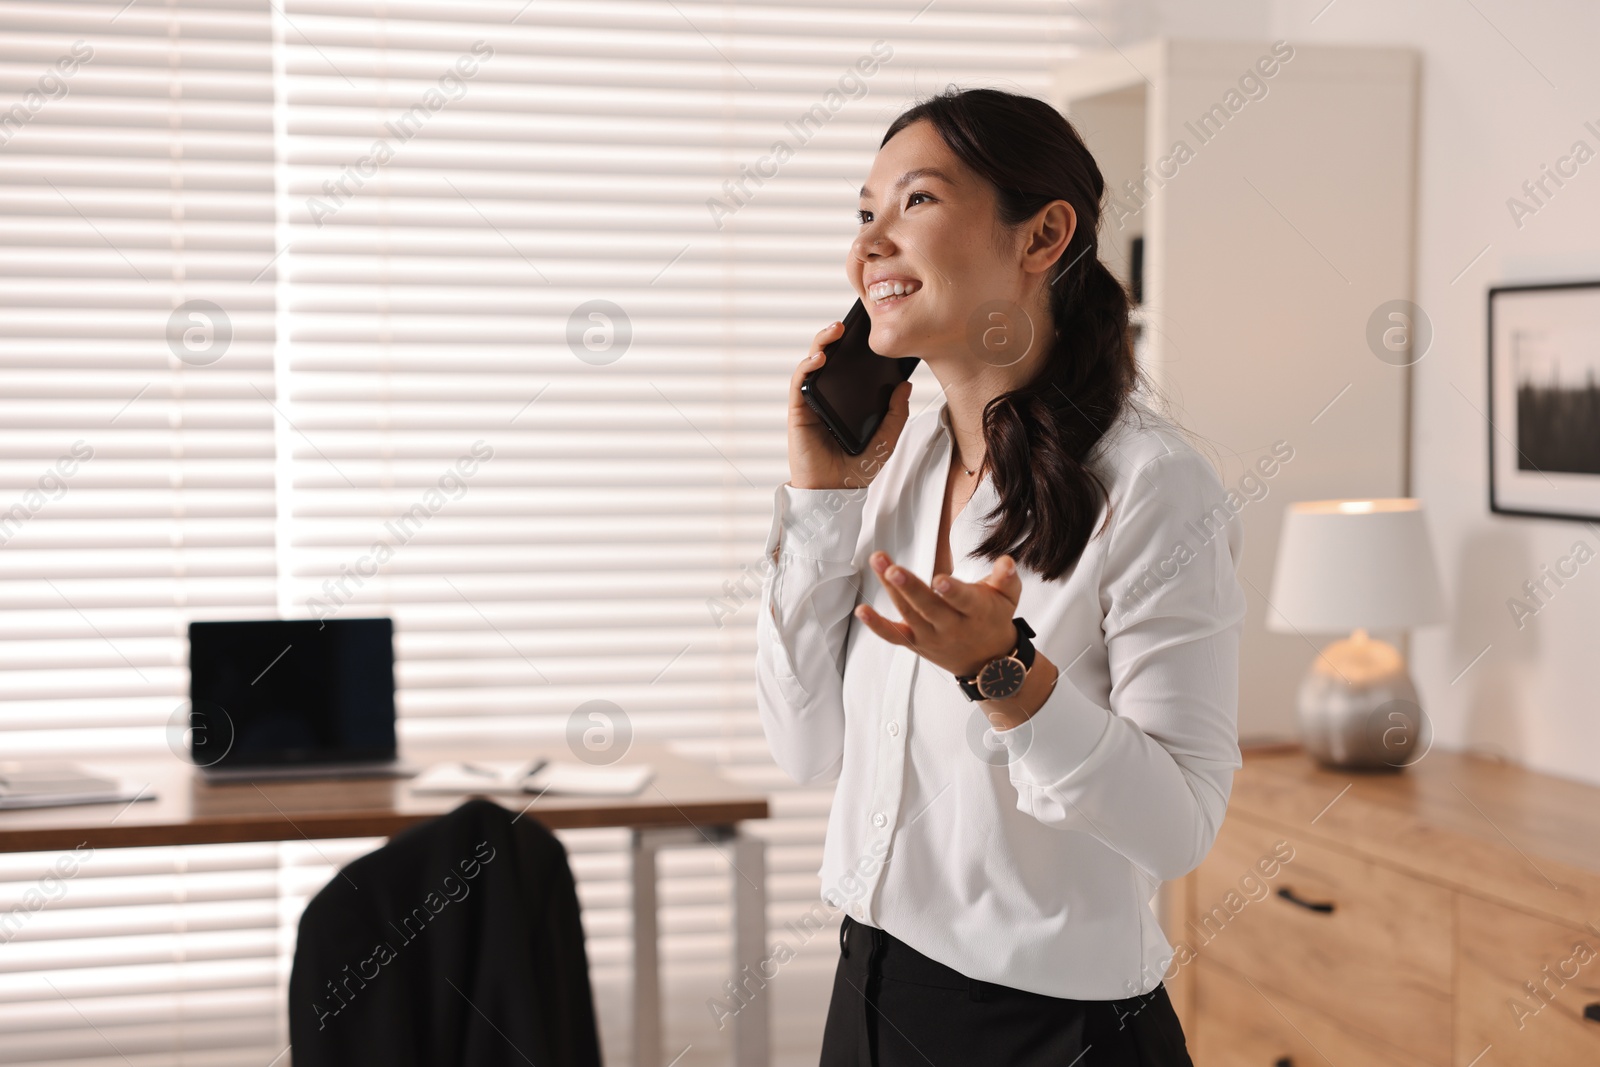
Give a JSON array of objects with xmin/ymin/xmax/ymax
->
[
  {"xmin": 0, "ymin": 0, "xmax": 1106, "ymax": 1061},
  {"xmin": 0, "ymin": 0, "xmax": 287, "ymax": 1062},
  {"xmin": 0, "ymin": 0, "xmax": 279, "ymax": 757}
]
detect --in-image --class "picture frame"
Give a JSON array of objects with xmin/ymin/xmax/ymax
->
[{"xmin": 1487, "ymin": 280, "xmax": 1600, "ymax": 523}]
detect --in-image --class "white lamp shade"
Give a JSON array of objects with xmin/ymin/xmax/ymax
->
[{"xmin": 1266, "ymin": 499, "xmax": 1447, "ymax": 634}]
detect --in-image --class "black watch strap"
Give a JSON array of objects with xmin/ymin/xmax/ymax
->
[{"xmin": 957, "ymin": 618, "xmax": 1036, "ymax": 701}]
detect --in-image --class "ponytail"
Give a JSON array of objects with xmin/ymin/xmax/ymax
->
[{"xmin": 882, "ymin": 88, "xmax": 1141, "ymax": 581}]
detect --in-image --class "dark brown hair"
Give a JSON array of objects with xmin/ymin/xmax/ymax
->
[{"xmin": 882, "ymin": 86, "xmax": 1143, "ymax": 582}]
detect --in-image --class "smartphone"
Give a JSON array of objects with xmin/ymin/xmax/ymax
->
[{"xmin": 799, "ymin": 299, "xmax": 920, "ymax": 456}]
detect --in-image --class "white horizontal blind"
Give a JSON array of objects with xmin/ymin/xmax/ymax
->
[
  {"xmin": 0, "ymin": 0, "xmax": 279, "ymax": 756},
  {"xmin": 275, "ymin": 0, "xmax": 1096, "ymax": 734},
  {"xmin": 0, "ymin": 0, "xmax": 285, "ymax": 1063},
  {"xmin": 0, "ymin": 842, "xmax": 288, "ymax": 1065}
]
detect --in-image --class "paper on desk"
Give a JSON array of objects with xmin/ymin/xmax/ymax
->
[
  {"xmin": 522, "ymin": 761, "xmax": 653, "ymax": 797},
  {"xmin": 410, "ymin": 759, "xmax": 548, "ymax": 795},
  {"xmin": 0, "ymin": 762, "xmax": 153, "ymax": 811}
]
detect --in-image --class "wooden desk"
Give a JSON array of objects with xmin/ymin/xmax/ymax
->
[{"xmin": 0, "ymin": 742, "xmax": 771, "ymax": 1067}]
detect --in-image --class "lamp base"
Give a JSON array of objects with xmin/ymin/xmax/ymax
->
[{"xmin": 1295, "ymin": 630, "xmax": 1431, "ymax": 771}]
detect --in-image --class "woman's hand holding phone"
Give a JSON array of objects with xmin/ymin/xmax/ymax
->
[{"xmin": 787, "ymin": 321, "xmax": 912, "ymax": 491}]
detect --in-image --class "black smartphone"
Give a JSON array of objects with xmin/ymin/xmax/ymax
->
[{"xmin": 799, "ymin": 299, "xmax": 920, "ymax": 456}]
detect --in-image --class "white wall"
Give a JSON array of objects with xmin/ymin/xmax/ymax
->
[{"xmin": 1130, "ymin": 0, "xmax": 1600, "ymax": 783}]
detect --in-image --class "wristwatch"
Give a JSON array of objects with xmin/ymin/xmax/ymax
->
[{"xmin": 956, "ymin": 618, "xmax": 1037, "ymax": 701}]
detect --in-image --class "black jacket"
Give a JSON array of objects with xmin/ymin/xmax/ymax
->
[{"xmin": 289, "ymin": 798, "xmax": 603, "ymax": 1066}]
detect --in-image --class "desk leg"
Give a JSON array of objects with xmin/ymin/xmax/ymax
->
[
  {"xmin": 632, "ymin": 825, "xmax": 768, "ymax": 1067},
  {"xmin": 631, "ymin": 828, "xmax": 662, "ymax": 1067},
  {"xmin": 730, "ymin": 828, "xmax": 769, "ymax": 1067}
]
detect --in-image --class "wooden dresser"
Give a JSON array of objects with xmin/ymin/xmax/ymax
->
[{"xmin": 1162, "ymin": 746, "xmax": 1600, "ymax": 1066}]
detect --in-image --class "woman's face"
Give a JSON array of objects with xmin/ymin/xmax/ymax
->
[{"xmin": 848, "ymin": 119, "xmax": 1057, "ymax": 366}]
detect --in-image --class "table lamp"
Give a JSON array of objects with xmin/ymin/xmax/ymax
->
[{"xmin": 1266, "ymin": 499, "xmax": 1447, "ymax": 770}]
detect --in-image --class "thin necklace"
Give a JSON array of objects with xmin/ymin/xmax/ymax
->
[{"xmin": 951, "ymin": 425, "xmax": 982, "ymax": 475}]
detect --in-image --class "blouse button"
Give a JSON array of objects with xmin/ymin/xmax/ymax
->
[
  {"xmin": 872, "ymin": 812, "xmax": 887, "ymax": 828},
  {"xmin": 886, "ymin": 721, "xmax": 899, "ymax": 736}
]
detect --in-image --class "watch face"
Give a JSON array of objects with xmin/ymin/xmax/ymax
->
[{"xmin": 977, "ymin": 655, "xmax": 1026, "ymax": 700}]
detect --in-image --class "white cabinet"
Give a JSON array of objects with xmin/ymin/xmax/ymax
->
[{"xmin": 1057, "ymin": 40, "xmax": 1420, "ymax": 739}]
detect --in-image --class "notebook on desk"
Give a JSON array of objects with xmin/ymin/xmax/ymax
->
[
  {"xmin": 409, "ymin": 759, "xmax": 654, "ymax": 798},
  {"xmin": 523, "ymin": 761, "xmax": 653, "ymax": 797},
  {"xmin": 410, "ymin": 759, "xmax": 549, "ymax": 795}
]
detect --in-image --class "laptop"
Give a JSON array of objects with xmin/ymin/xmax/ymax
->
[{"xmin": 187, "ymin": 618, "xmax": 416, "ymax": 781}]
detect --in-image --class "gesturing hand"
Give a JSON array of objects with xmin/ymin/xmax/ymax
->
[{"xmin": 854, "ymin": 551, "xmax": 1025, "ymax": 679}]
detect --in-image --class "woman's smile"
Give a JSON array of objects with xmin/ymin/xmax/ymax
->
[{"xmin": 866, "ymin": 275, "xmax": 923, "ymax": 308}]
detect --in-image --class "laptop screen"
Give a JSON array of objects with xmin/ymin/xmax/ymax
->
[{"xmin": 187, "ymin": 618, "xmax": 396, "ymax": 768}]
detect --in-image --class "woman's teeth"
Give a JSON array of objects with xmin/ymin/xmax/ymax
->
[{"xmin": 868, "ymin": 280, "xmax": 920, "ymax": 303}]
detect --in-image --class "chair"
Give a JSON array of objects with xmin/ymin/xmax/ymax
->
[{"xmin": 288, "ymin": 798, "xmax": 603, "ymax": 1066}]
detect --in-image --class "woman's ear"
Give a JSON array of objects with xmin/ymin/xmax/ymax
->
[{"xmin": 1021, "ymin": 200, "xmax": 1075, "ymax": 276}]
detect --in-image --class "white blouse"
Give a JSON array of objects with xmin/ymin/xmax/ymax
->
[{"xmin": 754, "ymin": 394, "xmax": 1247, "ymax": 1000}]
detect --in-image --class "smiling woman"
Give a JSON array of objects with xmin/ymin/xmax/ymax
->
[
  {"xmin": 796, "ymin": 89, "xmax": 1141, "ymax": 584},
  {"xmin": 757, "ymin": 87, "xmax": 1248, "ymax": 1066}
]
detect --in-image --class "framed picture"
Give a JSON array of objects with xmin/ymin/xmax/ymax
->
[{"xmin": 1488, "ymin": 280, "xmax": 1600, "ymax": 522}]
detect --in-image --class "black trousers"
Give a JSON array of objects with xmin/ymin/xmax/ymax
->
[{"xmin": 818, "ymin": 914, "xmax": 1194, "ymax": 1067}]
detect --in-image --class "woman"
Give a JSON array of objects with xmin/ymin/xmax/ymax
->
[{"xmin": 754, "ymin": 87, "xmax": 1247, "ymax": 1065}]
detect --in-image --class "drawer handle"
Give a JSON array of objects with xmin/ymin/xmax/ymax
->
[
  {"xmin": 1274, "ymin": 1059, "xmax": 1293, "ymax": 1067},
  {"xmin": 1276, "ymin": 887, "xmax": 1335, "ymax": 914},
  {"xmin": 1584, "ymin": 1003, "xmax": 1600, "ymax": 1023}
]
